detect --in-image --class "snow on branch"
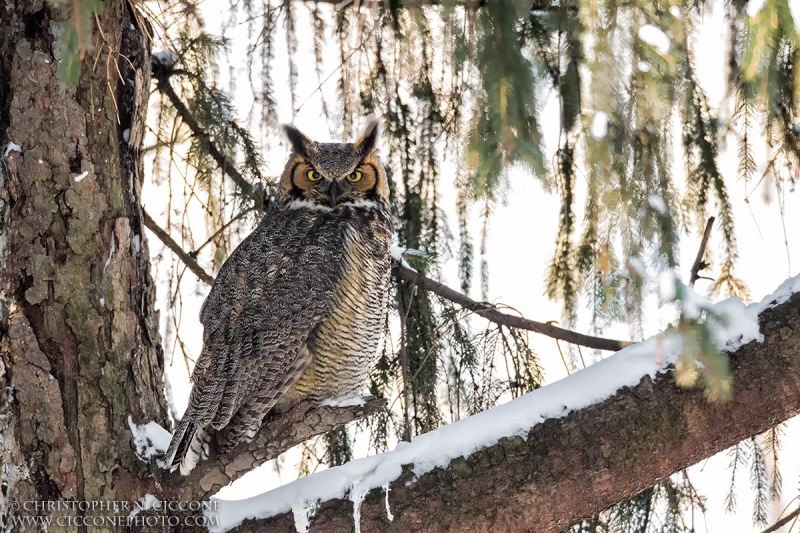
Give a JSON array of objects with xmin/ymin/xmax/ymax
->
[{"xmin": 210, "ymin": 275, "xmax": 800, "ymax": 533}]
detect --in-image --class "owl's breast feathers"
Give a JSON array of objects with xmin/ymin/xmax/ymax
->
[
  {"xmin": 276, "ymin": 202, "xmax": 393, "ymax": 409},
  {"xmin": 190, "ymin": 205, "xmax": 350, "ymax": 420}
]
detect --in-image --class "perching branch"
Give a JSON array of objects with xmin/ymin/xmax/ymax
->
[
  {"xmin": 690, "ymin": 216, "xmax": 715, "ymax": 286},
  {"xmin": 169, "ymin": 397, "xmax": 387, "ymax": 502},
  {"xmin": 392, "ymin": 263, "xmax": 632, "ymax": 352}
]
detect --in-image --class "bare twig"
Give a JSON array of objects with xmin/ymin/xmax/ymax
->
[
  {"xmin": 142, "ymin": 209, "xmax": 216, "ymax": 286},
  {"xmin": 554, "ymin": 339, "xmax": 572, "ymax": 375},
  {"xmin": 392, "ymin": 263, "xmax": 631, "ymax": 352},
  {"xmin": 761, "ymin": 505, "xmax": 800, "ymax": 533},
  {"xmin": 190, "ymin": 208, "xmax": 253, "ymax": 258},
  {"xmin": 690, "ymin": 217, "xmax": 715, "ymax": 287}
]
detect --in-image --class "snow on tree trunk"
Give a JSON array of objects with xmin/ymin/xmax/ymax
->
[{"xmin": 0, "ymin": 1, "xmax": 167, "ymax": 529}]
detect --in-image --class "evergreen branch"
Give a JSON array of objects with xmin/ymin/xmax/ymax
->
[
  {"xmin": 725, "ymin": 443, "xmax": 743, "ymax": 513},
  {"xmin": 766, "ymin": 425, "xmax": 783, "ymax": 500},
  {"xmin": 142, "ymin": 209, "xmax": 216, "ymax": 286},
  {"xmin": 152, "ymin": 62, "xmax": 257, "ymax": 198},
  {"xmin": 750, "ymin": 435, "xmax": 769, "ymax": 525},
  {"xmin": 689, "ymin": 216, "xmax": 715, "ymax": 286},
  {"xmin": 392, "ymin": 263, "xmax": 631, "ymax": 352}
]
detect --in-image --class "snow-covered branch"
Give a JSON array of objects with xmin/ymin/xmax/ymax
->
[{"xmin": 213, "ymin": 277, "xmax": 800, "ymax": 533}]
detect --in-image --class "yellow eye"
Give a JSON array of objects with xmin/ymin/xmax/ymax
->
[
  {"xmin": 307, "ymin": 170, "xmax": 322, "ymax": 182},
  {"xmin": 346, "ymin": 170, "xmax": 363, "ymax": 183}
]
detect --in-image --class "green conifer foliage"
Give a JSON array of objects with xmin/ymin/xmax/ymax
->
[{"xmin": 50, "ymin": 0, "xmax": 106, "ymax": 85}]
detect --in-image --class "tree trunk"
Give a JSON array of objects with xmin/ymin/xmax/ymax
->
[
  {"xmin": 0, "ymin": 1, "xmax": 167, "ymax": 530},
  {"xmin": 0, "ymin": 7, "xmax": 394, "ymax": 531},
  {"xmin": 243, "ymin": 292, "xmax": 800, "ymax": 533}
]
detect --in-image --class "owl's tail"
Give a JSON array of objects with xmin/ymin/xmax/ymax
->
[{"xmin": 164, "ymin": 416, "xmax": 210, "ymax": 476}]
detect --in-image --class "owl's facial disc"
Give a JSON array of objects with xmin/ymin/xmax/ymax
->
[{"xmin": 280, "ymin": 119, "xmax": 388, "ymax": 208}]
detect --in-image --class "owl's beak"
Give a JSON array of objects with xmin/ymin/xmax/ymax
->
[{"xmin": 328, "ymin": 181, "xmax": 342, "ymax": 205}]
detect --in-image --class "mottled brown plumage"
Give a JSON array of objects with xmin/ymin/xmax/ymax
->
[{"xmin": 165, "ymin": 118, "xmax": 393, "ymax": 474}]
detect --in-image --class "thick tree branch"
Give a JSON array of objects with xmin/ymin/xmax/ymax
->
[
  {"xmin": 242, "ymin": 291, "xmax": 800, "ymax": 532},
  {"xmin": 169, "ymin": 397, "xmax": 387, "ymax": 501},
  {"xmin": 392, "ymin": 263, "xmax": 632, "ymax": 352}
]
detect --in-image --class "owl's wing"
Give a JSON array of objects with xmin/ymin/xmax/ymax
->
[{"xmin": 167, "ymin": 208, "xmax": 344, "ymax": 469}]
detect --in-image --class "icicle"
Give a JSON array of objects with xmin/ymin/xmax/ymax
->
[
  {"xmin": 350, "ymin": 486, "xmax": 367, "ymax": 533},
  {"xmin": 292, "ymin": 501, "xmax": 318, "ymax": 533},
  {"xmin": 384, "ymin": 484, "xmax": 394, "ymax": 522}
]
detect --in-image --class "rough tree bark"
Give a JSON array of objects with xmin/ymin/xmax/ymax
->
[
  {"xmin": 0, "ymin": 0, "xmax": 168, "ymax": 529},
  {"xmin": 243, "ymin": 292, "xmax": 800, "ymax": 533},
  {"xmin": 172, "ymin": 397, "xmax": 387, "ymax": 502}
]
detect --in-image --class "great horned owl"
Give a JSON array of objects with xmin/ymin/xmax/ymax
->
[{"xmin": 165, "ymin": 118, "xmax": 393, "ymax": 474}]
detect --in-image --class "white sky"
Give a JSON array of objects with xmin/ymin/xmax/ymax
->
[{"xmin": 143, "ymin": 1, "xmax": 800, "ymax": 531}]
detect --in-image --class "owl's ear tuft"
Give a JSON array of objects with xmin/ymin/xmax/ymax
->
[
  {"xmin": 283, "ymin": 124, "xmax": 314, "ymax": 157},
  {"xmin": 354, "ymin": 116, "xmax": 380, "ymax": 156}
]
